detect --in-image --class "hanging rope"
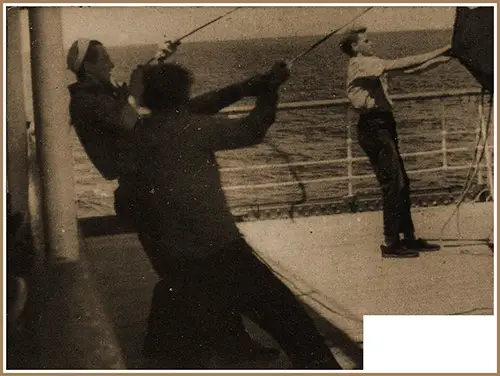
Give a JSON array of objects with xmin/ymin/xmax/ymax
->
[
  {"xmin": 440, "ymin": 89, "xmax": 493, "ymax": 239},
  {"xmin": 265, "ymin": 139, "xmax": 307, "ymax": 220}
]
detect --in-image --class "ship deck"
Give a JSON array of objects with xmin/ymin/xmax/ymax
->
[{"xmin": 78, "ymin": 201, "xmax": 494, "ymax": 369}]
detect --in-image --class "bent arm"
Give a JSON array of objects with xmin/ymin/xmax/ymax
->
[
  {"xmin": 189, "ymin": 83, "xmax": 246, "ymax": 114},
  {"xmin": 189, "ymin": 72, "xmax": 274, "ymax": 114},
  {"xmin": 192, "ymin": 89, "xmax": 279, "ymax": 151},
  {"xmin": 188, "ymin": 73, "xmax": 271, "ymax": 114},
  {"xmin": 384, "ymin": 44, "xmax": 451, "ymax": 72}
]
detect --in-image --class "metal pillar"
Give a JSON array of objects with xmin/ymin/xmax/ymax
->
[
  {"xmin": 6, "ymin": 7, "xmax": 29, "ymax": 214},
  {"xmin": 28, "ymin": 7, "xmax": 79, "ymax": 263}
]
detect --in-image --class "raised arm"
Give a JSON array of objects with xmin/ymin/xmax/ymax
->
[
  {"xmin": 403, "ymin": 55, "xmax": 452, "ymax": 74},
  {"xmin": 384, "ymin": 44, "xmax": 451, "ymax": 72},
  {"xmin": 189, "ymin": 61, "xmax": 290, "ymax": 150},
  {"xmin": 192, "ymin": 90, "xmax": 280, "ymax": 150},
  {"xmin": 188, "ymin": 83, "xmax": 247, "ymax": 115},
  {"xmin": 129, "ymin": 41, "xmax": 181, "ymax": 106},
  {"xmin": 188, "ymin": 73, "xmax": 271, "ymax": 115}
]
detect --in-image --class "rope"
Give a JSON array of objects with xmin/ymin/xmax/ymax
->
[
  {"xmin": 264, "ymin": 139, "xmax": 307, "ymax": 220},
  {"xmin": 288, "ymin": 6, "xmax": 374, "ymax": 64},
  {"xmin": 170, "ymin": 7, "xmax": 241, "ymax": 43},
  {"xmin": 145, "ymin": 7, "xmax": 241, "ymax": 65},
  {"xmin": 439, "ymin": 89, "xmax": 493, "ymax": 239},
  {"xmin": 251, "ymin": 249, "xmax": 362, "ymax": 324},
  {"xmin": 258, "ymin": 7, "xmax": 375, "ymax": 219},
  {"xmin": 457, "ymin": 93, "xmax": 488, "ymax": 201}
]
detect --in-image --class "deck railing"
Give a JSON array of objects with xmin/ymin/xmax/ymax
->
[
  {"xmin": 78, "ymin": 88, "xmax": 494, "ymax": 234},
  {"xmin": 219, "ymin": 88, "xmax": 493, "ymax": 201}
]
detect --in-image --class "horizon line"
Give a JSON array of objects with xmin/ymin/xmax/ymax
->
[{"xmin": 89, "ymin": 27, "xmax": 454, "ymax": 49}]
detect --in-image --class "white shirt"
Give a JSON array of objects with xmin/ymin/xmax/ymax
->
[{"xmin": 346, "ymin": 55, "xmax": 393, "ymax": 112}]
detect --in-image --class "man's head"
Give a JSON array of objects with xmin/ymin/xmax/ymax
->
[
  {"xmin": 67, "ymin": 39, "xmax": 114, "ymax": 82},
  {"xmin": 142, "ymin": 63, "xmax": 193, "ymax": 112},
  {"xmin": 340, "ymin": 27, "xmax": 374, "ymax": 57}
]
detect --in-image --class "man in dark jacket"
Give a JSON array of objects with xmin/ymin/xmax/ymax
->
[
  {"xmin": 67, "ymin": 39, "xmax": 284, "ymax": 366},
  {"xmin": 67, "ymin": 38, "xmax": 270, "ymax": 224},
  {"xmin": 133, "ymin": 62, "xmax": 342, "ymax": 369}
]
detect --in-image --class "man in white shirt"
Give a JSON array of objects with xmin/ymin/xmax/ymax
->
[{"xmin": 340, "ymin": 27, "xmax": 451, "ymax": 258}]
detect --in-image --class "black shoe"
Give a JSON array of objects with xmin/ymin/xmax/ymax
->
[
  {"xmin": 402, "ymin": 238, "xmax": 441, "ymax": 251},
  {"xmin": 381, "ymin": 244, "xmax": 419, "ymax": 258}
]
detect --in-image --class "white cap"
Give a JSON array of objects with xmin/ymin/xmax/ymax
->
[{"xmin": 67, "ymin": 38, "xmax": 91, "ymax": 73}]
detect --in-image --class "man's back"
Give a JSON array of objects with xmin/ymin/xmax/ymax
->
[
  {"xmin": 134, "ymin": 61, "xmax": 286, "ymax": 262},
  {"xmin": 135, "ymin": 110, "xmax": 243, "ymax": 260}
]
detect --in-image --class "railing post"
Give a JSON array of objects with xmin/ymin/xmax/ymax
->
[
  {"xmin": 440, "ymin": 99, "xmax": 448, "ymax": 169},
  {"xmin": 346, "ymin": 106, "xmax": 354, "ymax": 197},
  {"xmin": 483, "ymin": 100, "xmax": 494, "ymax": 197},
  {"xmin": 477, "ymin": 97, "xmax": 484, "ymax": 185}
]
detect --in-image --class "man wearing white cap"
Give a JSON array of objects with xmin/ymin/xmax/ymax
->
[
  {"xmin": 66, "ymin": 38, "xmax": 179, "ymax": 181},
  {"xmin": 339, "ymin": 27, "xmax": 450, "ymax": 258},
  {"xmin": 66, "ymin": 38, "xmax": 283, "ymax": 367}
]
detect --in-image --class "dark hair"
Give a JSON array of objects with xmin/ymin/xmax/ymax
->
[
  {"xmin": 77, "ymin": 40, "xmax": 103, "ymax": 79},
  {"xmin": 339, "ymin": 27, "xmax": 367, "ymax": 57},
  {"xmin": 142, "ymin": 63, "xmax": 194, "ymax": 111}
]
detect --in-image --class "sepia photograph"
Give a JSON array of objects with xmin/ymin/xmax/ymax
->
[{"xmin": 4, "ymin": 3, "xmax": 496, "ymax": 372}]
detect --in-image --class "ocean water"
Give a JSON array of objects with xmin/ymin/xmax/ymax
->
[{"xmin": 69, "ymin": 30, "xmax": 490, "ymax": 218}]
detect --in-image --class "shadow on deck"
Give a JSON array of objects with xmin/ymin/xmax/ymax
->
[{"xmin": 7, "ymin": 202, "xmax": 494, "ymax": 370}]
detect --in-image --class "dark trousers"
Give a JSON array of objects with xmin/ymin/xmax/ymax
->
[
  {"xmin": 115, "ymin": 190, "xmax": 339, "ymax": 369},
  {"xmin": 357, "ymin": 110, "xmax": 415, "ymax": 246},
  {"xmin": 114, "ymin": 187, "xmax": 257, "ymax": 366},
  {"xmin": 143, "ymin": 238, "xmax": 340, "ymax": 369}
]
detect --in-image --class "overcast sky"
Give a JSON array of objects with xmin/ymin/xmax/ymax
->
[{"xmin": 57, "ymin": 5, "xmax": 457, "ymax": 47}]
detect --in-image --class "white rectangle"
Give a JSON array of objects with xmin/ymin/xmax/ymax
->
[{"xmin": 364, "ymin": 315, "xmax": 497, "ymax": 373}]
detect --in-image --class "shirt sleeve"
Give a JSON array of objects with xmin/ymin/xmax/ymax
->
[{"xmin": 349, "ymin": 56, "xmax": 387, "ymax": 79}]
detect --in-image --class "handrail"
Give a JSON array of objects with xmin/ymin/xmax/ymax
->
[
  {"xmin": 219, "ymin": 88, "xmax": 492, "ymax": 200},
  {"xmin": 224, "ymin": 164, "xmax": 490, "ymax": 191},
  {"xmin": 77, "ymin": 87, "xmax": 492, "ymax": 229},
  {"xmin": 220, "ymin": 88, "xmax": 484, "ymax": 114},
  {"xmin": 220, "ymin": 147, "xmax": 475, "ymax": 173}
]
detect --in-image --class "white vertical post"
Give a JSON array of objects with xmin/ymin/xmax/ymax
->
[
  {"xmin": 483, "ymin": 101, "xmax": 494, "ymax": 197},
  {"xmin": 346, "ymin": 106, "xmax": 354, "ymax": 197},
  {"xmin": 28, "ymin": 7, "xmax": 79, "ymax": 263},
  {"xmin": 476, "ymin": 97, "xmax": 484, "ymax": 186},
  {"xmin": 440, "ymin": 99, "xmax": 448, "ymax": 169}
]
